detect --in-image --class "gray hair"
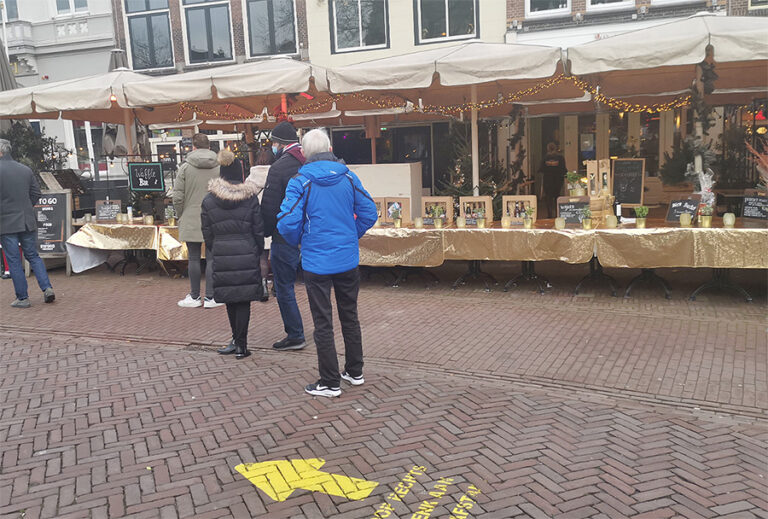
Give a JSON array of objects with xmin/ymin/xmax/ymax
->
[
  {"xmin": 0, "ymin": 139, "xmax": 11, "ymax": 156},
  {"xmin": 301, "ymin": 129, "xmax": 331, "ymax": 161}
]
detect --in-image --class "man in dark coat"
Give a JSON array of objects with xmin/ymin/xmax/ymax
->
[
  {"xmin": 260, "ymin": 121, "xmax": 306, "ymax": 352},
  {"xmin": 0, "ymin": 139, "xmax": 55, "ymax": 308}
]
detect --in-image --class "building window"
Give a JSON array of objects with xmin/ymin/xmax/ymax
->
[
  {"xmin": 125, "ymin": 1, "xmax": 173, "ymax": 70},
  {"xmin": 246, "ymin": 0, "xmax": 297, "ymax": 56},
  {"xmin": 330, "ymin": 0, "xmax": 387, "ymax": 52},
  {"xmin": 57, "ymin": 0, "xmax": 88, "ymax": 13},
  {"xmin": 3, "ymin": 0, "xmax": 18, "ymax": 20},
  {"xmin": 586, "ymin": 0, "xmax": 634, "ymax": 12},
  {"xmin": 416, "ymin": 0, "xmax": 477, "ymax": 43},
  {"xmin": 182, "ymin": 0, "xmax": 233, "ymax": 64},
  {"xmin": 525, "ymin": 0, "xmax": 571, "ymax": 18},
  {"xmin": 749, "ymin": 0, "xmax": 768, "ymax": 8}
]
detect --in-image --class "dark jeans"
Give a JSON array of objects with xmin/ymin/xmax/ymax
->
[
  {"xmin": 304, "ymin": 267, "xmax": 363, "ymax": 388},
  {"xmin": 186, "ymin": 242, "xmax": 213, "ymax": 299},
  {"xmin": 544, "ymin": 186, "xmax": 562, "ymax": 219},
  {"xmin": 226, "ymin": 301, "xmax": 251, "ymax": 348},
  {"xmin": 270, "ymin": 242, "xmax": 304, "ymax": 340},
  {"xmin": 0, "ymin": 230, "xmax": 52, "ymax": 300}
]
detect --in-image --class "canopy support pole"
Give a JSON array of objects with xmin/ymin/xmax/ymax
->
[
  {"xmin": 123, "ymin": 109, "xmax": 134, "ymax": 159},
  {"xmin": 84, "ymin": 121, "xmax": 97, "ymax": 181},
  {"xmin": 471, "ymin": 85, "xmax": 479, "ymax": 196},
  {"xmin": 245, "ymin": 123, "xmax": 256, "ymax": 166}
]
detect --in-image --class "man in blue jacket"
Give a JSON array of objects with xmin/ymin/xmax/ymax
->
[{"xmin": 277, "ymin": 129, "xmax": 378, "ymax": 398}]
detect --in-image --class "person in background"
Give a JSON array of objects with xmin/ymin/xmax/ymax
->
[
  {"xmin": 201, "ymin": 150, "xmax": 264, "ymax": 359},
  {"xmin": 172, "ymin": 133, "xmax": 222, "ymax": 309},
  {"xmin": 0, "ymin": 138, "xmax": 55, "ymax": 308},
  {"xmin": 540, "ymin": 142, "xmax": 567, "ymax": 219},
  {"xmin": 260, "ymin": 122, "xmax": 306, "ymax": 352},
  {"xmin": 277, "ymin": 129, "xmax": 378, "ymax": 398},
  {"xmin": 249, "ymin": 146, "xmax": 276, "ymax": 302}
]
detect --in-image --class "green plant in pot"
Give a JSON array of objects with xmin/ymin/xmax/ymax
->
[
  {"xmin": 581, "ymin": 207, "xmax": 593, "ymax": 230},
  {"xmin": 634, "ymin": 205, "xmax": 649, "ymax": 229},
  {"xmin": 474, "ymin": 206, "xmax": 487, "ymax": 228},
  {"xmin": 699, "ymin": 205, "xmax": 713, "ymax": 228},
  {"xmin": 567, "ymin": 172, "xmax": 586, "ymax": 196},
  {"xmin": 389, "ymin": 205, "xmax": 402, "ymax": 228},
  {"xmin": 523, "ymin": 206, "xmax": 535, "ymax": 229}
]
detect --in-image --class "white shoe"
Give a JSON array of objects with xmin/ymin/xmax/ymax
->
[
  {"xmin": 341, "ymin": 371, "xmax": 365, "ymax": 386},
  {"xmin": 204, "ymin": 297, "xmax": 224, "ymax": 308},
  {"xmin": 178, "ymin": 294, "xmax": 202, "ymax": 308}
]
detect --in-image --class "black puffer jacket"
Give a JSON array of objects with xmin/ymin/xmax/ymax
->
[
  {"xmin": 201, "ymin": 179, "xmax": 265, "ymax": 303},
  {"xmin": 260, "ymin": 144, "xmax": 304, "ymax": 243}
]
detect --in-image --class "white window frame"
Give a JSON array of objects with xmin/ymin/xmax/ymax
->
[
  {"xmin": 179, "ymin": 0, "xmax": 236, "ymax": 67},
  {"xmin": 123, "ymin": 0, "xmax": 176, "ymax": 72},
  {"xmin": 53, "ymin": 0, "xmax": 88, "ymax": 15},
  {"xmin": 747, "ymin": 0, "xmax": 767, "ymax": 8},
  {"xmin": 416, "ymin": 0, "xmax": 478, "ymax": 44},
  {"xmin": 585, "ymin": 0, "xmax": 635, "ymax": 13},
  {"xmin": 524, "ymin": 0, "xmax": 571, "ymax": 19},
  {"xmin": 241, "ymin": 0, "xmax": 299, "ymax": 59},
  {"xmin": 331, "ymin": 0, "xmax": 388, "ymax": 53}
]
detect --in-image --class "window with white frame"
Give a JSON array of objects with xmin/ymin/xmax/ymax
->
[
  {"xmin": 57, "ymin": 0, "xmax": 88, "ymax": 13},
  {"xmin": 182, "ymin": 0, "xmax": 233, "ymax": 64},
  {"xmin": 331, "ymin": 0, "xmax": 387, "ymax": 52},
  {"xmin": 416, "ymin": 0, "xmax": 477, "ymax": 43},
  {"xmin": 525, "ymin": 0, "xmax": 570, "ymax": 18},
  {"xmin": 586, "ymin": 0, "xmax": 634, "ymax": 12},
  {"xmin": 749, "ymin": 0, "xmax": 768, "ymax": 8},
  {"xmin": 125, "ymin": 0, "xmax": 173, "ymax": 70},
  {"xmin": 246, "ymin": 0, "xmax": 297, "ymax": 56},
  {"xmin": 2, "ymin": 0, "xmax": 19, "ymax": 20}
]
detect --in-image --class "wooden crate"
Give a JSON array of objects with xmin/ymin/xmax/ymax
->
[
  {"xmin": 421, "ymin": 196, "xmax": 454, "ymax": 223},
  {"xmin": 459, "ymin": 196, "xmax": 494, "ymax": 222},
  {"xmin": 589, "ymin": 195, "xmax": 613, "ymax": 221},
  {"xmin": 384, "ymin": 197, "xmax": 411, "ymax": 223},
  {"xmin": 502, "ymin": 195, "xmax": 537, "ymax": 223}
]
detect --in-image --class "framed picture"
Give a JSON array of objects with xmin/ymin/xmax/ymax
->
[
  {"xmin": 373, "ymin": 197, "xmax": 386, "ymax": 223},
  {"xmin": 385, "ymin": 197, "xmax": 411, "ymax": 223},
  {"xmin": 421, "ymin": 196, "xmax": 454, "ymax": 224},
  {"xmin": 502, "ymin": 195, "xmax": 537, "ymax": 223},
  {"xmin": 458, "ymin": 196, "xmax": 493, "ymax": 224}
]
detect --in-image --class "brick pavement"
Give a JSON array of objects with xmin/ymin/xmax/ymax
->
[{"xmin": 0, "ymin": 262, "xmax": 766, "ymax": 518}]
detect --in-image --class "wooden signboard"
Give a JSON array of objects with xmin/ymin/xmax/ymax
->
[
  {"xmin": 502, "ymin": 195, "xmax": 537, "ymax": 223},
  {"xmin": 459, "ymin": 196, "xmax": 493, "ymax": 225},
  {"xmin": 612, "ymin": 158, "xmax": 645, "ymax": 206},
  {"xmin": 665, "ymin": 195, "xmax": 701, "ymax": 223},
  {"xmin": 95, "ymin": 199, "xmax": 121, "ymax": 221},
  {"xmin": 34, "ymin": 189, "xmax": 72, "ymax": 275},
  {"xmin": 385, "ymin": 197, "xmax": 411, "ymax": 223},
  {"xmin": 742, "ymin": 196, "xmax": 768, "ymax": 220},
  {"xmin": 557, "ymin": 196, "xmax": 590, "ymax": 224},
  {"xmin": 421, "ymin": 196, "xmax": 453, "ymax": 225},
  {"xmin": 128, "ymin": 162, "xmax": 165, "ymax": 192}
]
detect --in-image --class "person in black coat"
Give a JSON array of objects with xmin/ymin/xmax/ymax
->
[
  {"xmin": 201, "ymin": 150, "xmax": 264, "ymax": 359},
  {"xmin": 539, "ymin": 142, "xmax": 567, "ymax": 218}
]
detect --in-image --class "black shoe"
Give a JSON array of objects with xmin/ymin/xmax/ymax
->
[
  {"xmin": 235, "ymin": 344, "xmax": 251, "ymax": 359},
  {"xmin": 305, "ymin": 381, "xmax": 341, "ymax": 398},
  {"xmin": 259, "ymin": 279, "xmax": 269, "ymax": 302},
  {"xmin": 217, "ymin": 340, "xmax": 237, "ymax": 355},
  {"xmin": 272, "ymin": 337, "xmax": 306, "ymax": 351},
  {"xmin": 43, "ymin": 287, "xmax": 55, "ymax": 303},
  {"xmin": 1, "ymin": 272, "xmax": 10, "ymax": 279}
]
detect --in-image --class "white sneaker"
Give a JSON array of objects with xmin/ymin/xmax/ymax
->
[
  {"xmin": 341, "ymin": 371, "xmax": 365, "ymax": 386},
  {"xmin": 177, "ymin": 294, "xmax": 202, "ymax": 308},
  {"xmin": 204, "ymin": 297, "xmax": 224, "ymax": 308},
  {"xmin": 305, "ymin": 382, "xmax": 341, "ymax": 398}
]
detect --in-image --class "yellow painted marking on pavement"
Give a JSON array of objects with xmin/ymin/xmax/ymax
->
[{"xmin": 234, "ymin": 458, "xmax": 379, "ymax": 502}]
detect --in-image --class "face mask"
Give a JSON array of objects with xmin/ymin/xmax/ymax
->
[{"xmin": 272, "ymin": 145, "xmax": 279, "ymax": 156}]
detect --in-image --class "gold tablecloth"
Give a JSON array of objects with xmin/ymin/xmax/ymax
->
[
  {"xmin": 157, "ymin": 226, "xmax": 188, "ymax": 261},
  {"xmin": 596, "ymin": 227, "xmax": 768, "ymax": 269},
  {"xmin": 360, "ymin": 228, "xmax": 445, "ymax": 267},
  {"xmin": 67, "ymin": 223, "xmax": 158, "ymax": 250}
]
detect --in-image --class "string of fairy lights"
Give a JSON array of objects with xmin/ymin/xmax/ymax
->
[{"xmin": 174, "ymin": 74, "xmax": 759, "ymax": 122}]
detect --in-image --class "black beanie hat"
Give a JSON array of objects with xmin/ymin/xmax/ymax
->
[{"xmin": 270, "ymin": 121, "xmax": 298, "ymax": 144}]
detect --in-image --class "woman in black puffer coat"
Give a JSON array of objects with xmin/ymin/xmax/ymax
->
[{"xmin": 201, "ymin": 150, "xmax": 264, "ymax": 359}]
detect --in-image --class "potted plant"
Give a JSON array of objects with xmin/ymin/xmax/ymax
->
[
  {"xmin": 475, "ymin": 206, "xmax": 486, "ymax": 228},
  {"xmin": 429, "ymin": 204, "xmax": 445, "ymax": 228},
  {"xmin": 164, "ymin": 205, "xmax": 177, "ymax": 226},
  {"xmin": 581, "ymin": 207, "xmax": 592, "ymax": 230},
  {"xmin": 523, "ymin": 206, "xmax": 535, "ymax": 229},
  {"xmin": 634, "ymin": 206, "xmax": 649, "ymax": 229},
  {"xmin": 699, "ymin": 205, "xmax": 713, "ymax": 228},
  {"xmin": 567, "ymin": 172, "xmax": 586, "ymax": 196},
  {"xmin": 389, "ymin": 205, "xmax": 402, "ymax": 228}
]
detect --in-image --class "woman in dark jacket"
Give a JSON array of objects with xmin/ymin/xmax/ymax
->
[{"xmin": 201, "ymin": 150, "xmax": 264, "ymax": 359}]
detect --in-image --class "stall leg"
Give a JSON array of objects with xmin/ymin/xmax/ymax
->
[
  {"xmin": 574, "ymin": 257, "xmax": 619, "ymax": 297},
  {"xmin": 689, "ymin": 268, "xmax": 752, "ymax": 302},
  {"xmin": 117, "ymin": 250, "xmax": 140, "ymax": 276},
  {"xmin": 504, "ymin": 261, "xmax": 551, "ymax": 295},
  {"xmin": 452, "ymin": 260, "xmax": 497, "ymax": 292},
  {"xmin": 360, "ymin": 266, "xmax": 397, "ymax": 286},
  {"xmin": 624, "ymin": 268, "xmax": 672, "ymax": 299},
  {"xmin": 391, "ymin": 267, "xmax": 440, "ymax": 289}
]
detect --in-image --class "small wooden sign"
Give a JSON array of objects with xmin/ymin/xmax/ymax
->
[
  {"xmin": 95, "ymin": 199, "xmax": 121, "ymax": 221},
  {"xmin": 665, "ymin": 196, "xmax": 701, "ymax": 223},
  {"xmin": 557, "ymin": 196, "xmax": 590, "ymax": 224},
  {"xmin": 502, "ymin": 195, "xmax": 537, "ymax": 224},
  {"xmin": 128, "ymin": 162, "xmax": 165, "ymax": 192},
  {"xmin": 742, "ymin": 195, "xmax": 768, "ymax": 221},
  {"xmin": 459, "ymin": 196, "xmax": 493, "ymax": 225},
  {"xmin": 421, "ymin": 196, "xmax": 453, "ymax": 225},
  {"xmin": 612, "ymin": 158, "xmax": 645, "ymax": 206}
]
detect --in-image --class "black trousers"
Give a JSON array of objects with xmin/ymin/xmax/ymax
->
[
  {"xmin": 304, "ymin": 267, "xmax": 364, "ymax": 388},
  {"xmin": 226, "ymin": 302, "xmax": 251, "ymax": 349}
]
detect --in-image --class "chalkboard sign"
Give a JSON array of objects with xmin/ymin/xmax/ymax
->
[
  {"xmin": 557, "ymin": 197, "xmax": 590, "ymax": 224},
  {"xmin": 95, "ymin": 199, "xmax": 121, "ymax": 221},
  {"xmin": 34, "ymin": 190, "xmax": 71, "ymax": 256},
  {"xmin": 128, "ymin": 162, "xmax": 165, "ymax": 192},
  {"xmin": 665, "ymin": 197, "xmax": 700, "ymax": 223},
  {"xmin": 742, "ymin": 196, "xmax": 768, "ymax": 220},
  {"xmin": 612, "ymin": 158, "xmax": 645, "ymax": 206}
]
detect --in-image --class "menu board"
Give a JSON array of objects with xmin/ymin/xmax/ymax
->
[
  {"xmin": 742, "ymin": 196, "xmax": 768, "ymax": 220},
  {"xmin": 128, "ymin": 162, "xmax": 165, "ymax": 192},
  {"xmin": 612, "ymin": 158, "xmax": 645, "ymax": 206},
  {"xmin": 557, "ymin": 198, "xmax": 590, "ymax": 224},
  {"xmin": 95, "ymin": 199, "xmax": 121, "ymax": 221},
  {"xmin": 665, "ymin": 198, "xmax": 700, "ymax": 223},
  {"xmin": 34, "ymin": 190, "xmax": 71, "ymax": 256}
]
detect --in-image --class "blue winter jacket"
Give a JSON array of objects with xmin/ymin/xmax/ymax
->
[{"xmin": 276, "ymin": 153, "xmax": 378, "ymax": 275}]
